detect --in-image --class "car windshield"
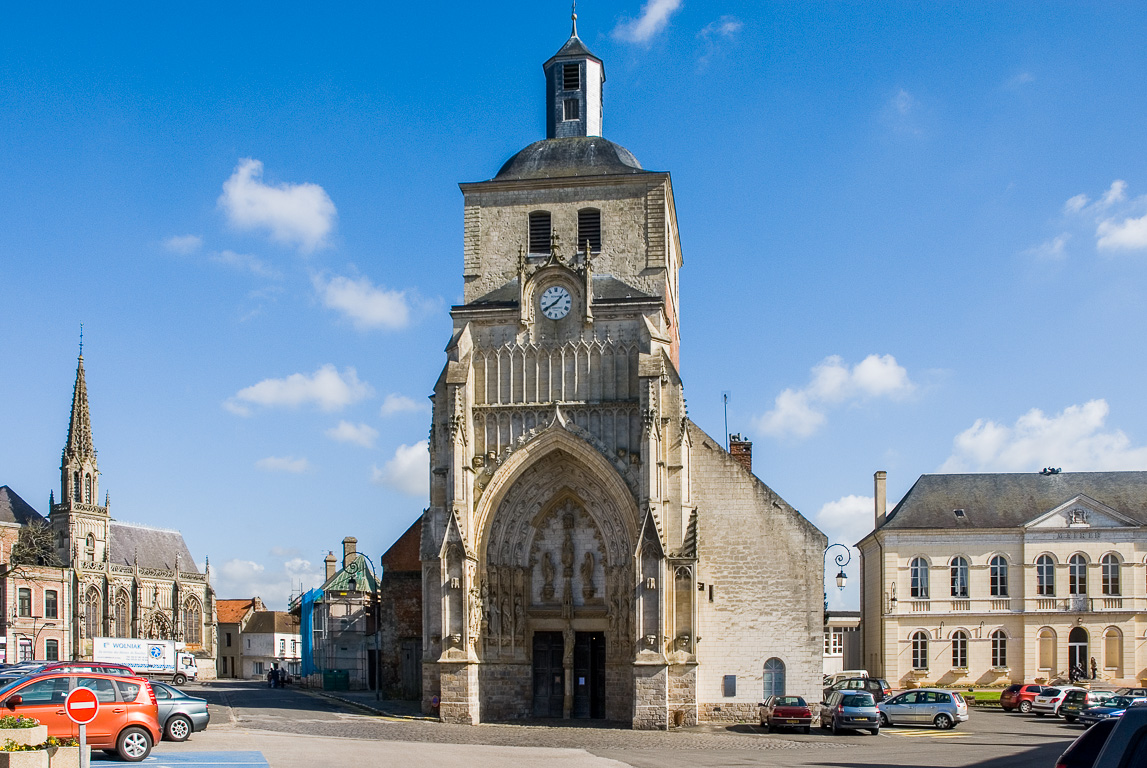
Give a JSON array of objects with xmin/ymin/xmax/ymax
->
[
  {"xmin": 1104, "ymin": 696, "xmax": 1136, "ymax": 708},
  {"xmin": 775, "ymin": 697, "xmax": 805, "ymax": 706},
  {"xmin": 842, "ymin": 693, "xmax": 875, "ymax": 708}
]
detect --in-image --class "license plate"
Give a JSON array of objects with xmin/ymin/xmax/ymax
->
[{"xmin": 785, "ymin": 719, "xmax": 799, "ymax": 723}]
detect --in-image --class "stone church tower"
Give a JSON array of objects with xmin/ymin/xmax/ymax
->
[
  {"xmin": 49, "ymin": 351, "xmax": 216, "ymax": 667},
  {"xmin": 422, "ymin": 17, "xmax": 826, "ymax": 728}
]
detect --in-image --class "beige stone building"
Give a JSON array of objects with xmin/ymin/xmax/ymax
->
[
  {"xmin": 859, "ymin": 470, "xmax": 1147, "ymax": 689},
  {"xmin": 420, "ymin": 18, "xmax": 826, "ymax": 729}
]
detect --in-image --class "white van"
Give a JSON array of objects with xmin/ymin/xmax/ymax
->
[{"xmin": 823, "ymin": 670, "xmax": 869, "ymax": 687}]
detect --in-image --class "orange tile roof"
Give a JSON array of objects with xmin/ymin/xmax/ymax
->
[{"xmin": 216, "ymin": 598, "xmax": 258, "ymax": 624}]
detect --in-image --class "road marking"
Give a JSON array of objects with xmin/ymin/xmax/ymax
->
[
  {"xmin": 139, "ymin": 751, "xmax": 269, "ymax": 766},
  {"xmin": 883, "ymin": 728, "xmax": 969, "ymax": 738}
]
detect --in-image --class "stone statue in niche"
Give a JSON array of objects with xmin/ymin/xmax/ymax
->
[
  {"xmin": 563, "ymin": 623, "xmax": 575, "ymax": 666},
  {"xmin": 513, "ymin": 595, "xmax": 525, "ymax": 642},
  {"xmin": 467, "ymin": 585, "xmax": 482, "ymax": 644},
  {"xmin": 580, "ymin": 551, "xmax": 596, "ymax": 599},
  {"xmin": 541, "ymin": 551, "xmax": 556, "ymax": 600}
]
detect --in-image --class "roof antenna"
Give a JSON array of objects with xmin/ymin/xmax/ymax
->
[
  {"xmin": 722, "ymin": 391, "xmax": 730, "ymax": 451},
  {"xmin": 571, "ymin": 1, "xmax": 578, "ymax": 37}
]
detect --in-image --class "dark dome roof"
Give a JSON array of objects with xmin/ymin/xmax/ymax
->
[{"xmin": 494, "ymin": 137, "xmax": 646, "ymax": 181}]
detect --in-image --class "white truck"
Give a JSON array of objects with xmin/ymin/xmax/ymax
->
[{"xmin": 92, "ymin": 637, "xmax": 198, "ymax": 684}]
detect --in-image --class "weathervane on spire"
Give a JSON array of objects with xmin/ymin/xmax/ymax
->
[{"xmin": 571, "ymin": 1, "xmax": 578, "ymax": 37}]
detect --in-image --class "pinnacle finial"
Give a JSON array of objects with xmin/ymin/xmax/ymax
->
[
  {"xmin": 571, "ymin": 1, "xmax": 578, "ymax": 37},
  {"xmin": 79, "ymin": 323, "xmax": 83, "ymax": 358}
]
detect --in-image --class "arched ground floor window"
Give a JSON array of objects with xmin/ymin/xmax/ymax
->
[{"xmin": 763, "ymin": 658, "xmax": 785, "ymax": 697}]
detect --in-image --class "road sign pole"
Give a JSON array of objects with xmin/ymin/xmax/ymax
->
[{"xmin": 79, "ymin": 723, "xmax": 87, "ymax": 768}]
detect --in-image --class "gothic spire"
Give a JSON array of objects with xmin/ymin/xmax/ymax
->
[{"xmin": 64, "ymin": 352, "xmax": 95, "ymax": 462}]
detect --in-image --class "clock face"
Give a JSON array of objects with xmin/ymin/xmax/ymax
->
[{"xmin": 539, "ymin": 285, "xmax": 572, "ymax": 320}]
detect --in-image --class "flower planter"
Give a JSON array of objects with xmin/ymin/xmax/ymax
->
[
  {"xmin": 0, "ymin": 727, "xmax": 47, "ymax": 747},
  {"xmin": 45, "ymin": 746, "xmax": 82, "ymax": 768},
  {"xmin": 0, "ymin": 752, "xmax": 48, "ymax": 768}
]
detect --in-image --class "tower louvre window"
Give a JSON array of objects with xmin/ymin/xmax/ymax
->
[
  {"xmin": 563, "ymin": 98, "xmax": 580, "ymax": 121},
  {"xmin": 577, "ymin": 208, "xmax": 601, "ymax": 254},
  {"xmin": 528, "ymin": 211, "xmax": 552, "ymax": 255},
  {"xmin": 563, "ymin": 63, "xmax": 580, "ymax": 91}
]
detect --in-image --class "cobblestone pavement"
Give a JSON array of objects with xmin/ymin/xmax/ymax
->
[{"xmin": 186, "ymin": 681, "xmax": 1079, "ymax": 768}]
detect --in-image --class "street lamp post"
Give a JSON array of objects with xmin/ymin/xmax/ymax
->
[
  {"xmin": 347, "ymin": 554, "xmax": 384, "ymax": 701},
  {"xmin": 823, "ymin": 543, "xmax": 852, "ymax": 612},
  {"xmin": 28, "ymin": 615, "xmax": 56, "ymax": 662}
]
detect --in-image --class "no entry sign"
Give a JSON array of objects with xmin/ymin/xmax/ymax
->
[{"xmin": 65, "ymin": 686, "xmax": 99, "ymax": 725}]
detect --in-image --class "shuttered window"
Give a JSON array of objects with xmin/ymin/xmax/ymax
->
[
  {"xmin": 577, "ymin": 208, "xmax": 601, "ymax": 254},
  {"xmin": 528, "ymin": 211, "xmax": 551, "ymax": 255},
  {"xmin": 563, "ymin": 98, "xmax": 580, "ymax": 121},
  {"xmin": 563, "ymin": 63, "xmax": 580, "ymax": 91}
]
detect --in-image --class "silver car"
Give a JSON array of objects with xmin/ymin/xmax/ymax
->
[
  {"xmin": 878, "ymin": 688, "xmax": 969, "ymax": 729},
  {"xmin": 821, "ymin": 690, "xmax": 881, "ymax": 735},
  {"xmin": 151, "ymin": 681, "xmax": 210, "ymax": 741}
]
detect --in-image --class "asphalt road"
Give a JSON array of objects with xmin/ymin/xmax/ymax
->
[{"xmin": 145, "ymin": 681, "xmax": 1084, "ymax": 768}]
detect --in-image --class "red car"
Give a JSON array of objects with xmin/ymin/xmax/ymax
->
[
  {"xmin": 40, "ymin": 662, "xmax": 135, "ymax": 676},
  {"xmin": 759, "ymin": 695, "xmax": 813, "ymax": 733},
  {"xmin": 1001, "ymin": 683, "xmax": 1046, "ymax": 713},
  {"xmin": 0, "ymin": 671, "xmax": 161, "ymax": 761}
]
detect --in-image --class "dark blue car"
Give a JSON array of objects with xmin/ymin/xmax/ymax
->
[{"xmin": 1077, "ymin": 696, "xmax": 1147, "ymax": 727}]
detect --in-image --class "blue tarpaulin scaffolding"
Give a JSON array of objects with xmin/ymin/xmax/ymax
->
[{"xmin": 300, "ymin": 587, "xmax": 323, "ymax": 677}]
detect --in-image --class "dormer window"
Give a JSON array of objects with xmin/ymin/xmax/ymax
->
[
  {"xmin": 563, "ymin": 63, "xmax": 580, "ymax": 91},
  {"xmin": 563, "ymin": 99, "xmax": 580, "ymax": 121},
  {"xmin": 528, "ymin": 211, "xmax": 551, "ymax": 255},
  {"xmin": 577, "ymin": 208, "xmax": 601, "ymax": 254}
]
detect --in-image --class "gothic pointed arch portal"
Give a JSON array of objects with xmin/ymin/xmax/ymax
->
[{"xmin": 474, "ymin": 435, "xmax": 641, "ymax": 722}]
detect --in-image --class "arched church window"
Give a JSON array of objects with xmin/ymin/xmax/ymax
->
[
  {"xmin": 84, "ymin": 587, "xmax": 101, "ymax": 639},
  {"xmin": 183, "ymin": 599, "xmax": 202, "ymax": 645},
  {"xmin": 577, "ymin": 208, "xmax": 601, "ymax": 254},
  {"xmin": 72, "ymin": 471, "xmax": 80, "ymax": 502},
  {"xmin": 84, "ymin": 473, "xmax": 91, "ymax": 503},
  {"xmin": 114, "ymin": 590, "xmax": 130, "ymax": 638},
  {"xmin": 528, "ymin": 211, "xmax": 551, "ymax": 255}
]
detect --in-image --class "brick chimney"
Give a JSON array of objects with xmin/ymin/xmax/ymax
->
[
  {"xmin": 342, "ymin": 536, "xmax": 358, "ymax": 569},
  {"xmin": 874, "ymin": 471, "xmax": 887, "ymax": 529},
  {"xmin": 728, "ymin": 434, "xmax": 752, "ymax": 474},
  {"xmin": 324, "ymin": 551, "xmax": 337, "ymax": 581}
]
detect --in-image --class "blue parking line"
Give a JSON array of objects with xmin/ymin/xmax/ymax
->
[{"xmin": 111, "ymin": 752, "xmax": 268, "ymax": 767}]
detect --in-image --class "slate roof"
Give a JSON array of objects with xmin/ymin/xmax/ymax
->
[
  {"xmin": 244, "ymin": 611, "xmax": 299, "ymax": 634},
  {"xmin": 380, "ymin": 518, "xmax": 422, "ymax": 574},
  {"xmin": 882, "ymin": 472, "xmax": 1147, "ymax": 531},
  {"xmin": 321, "ymin": 553, "xmax": 379, "ymax": 593},
  {"xmin": 0, "ymin": 487, "xmax": 46, "ymax": 526},
  {"xmin": 108, "ymin": 521, "xmax": 199, "ymax": 572},
  {"xmin": 493, "ymin": 137, "xmax": 647, "ymax": 181},
  {"xmin": 216, "ymin": 598, "xmax": 259, "ymax": 625},
  {"xmin": 544, "ymin": 33, "xmax": 602, "ymax": 67},
  {"xmin": 462, "ymin": 275, "xmax": 655, "ymax": 309}
]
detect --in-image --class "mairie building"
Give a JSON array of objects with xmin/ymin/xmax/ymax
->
[
  {"xmin": 859, "ymin": 470, "xmax": 1147, "ymax": 690},
  {"xmin": 420, "ymin": 17, "xmax": 826, "ymax": 729}
]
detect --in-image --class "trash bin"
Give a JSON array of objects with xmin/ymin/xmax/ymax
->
[{"xmin": 323, "ymin": 670, "xmax": 350, "ymax": 691}]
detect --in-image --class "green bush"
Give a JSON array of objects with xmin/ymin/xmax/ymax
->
[{"xmin": 0, "ymin": 716, "xmax": 39, "ymax": 729}]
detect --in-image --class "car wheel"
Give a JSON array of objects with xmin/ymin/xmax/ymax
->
[
  {"xmin": 831, "ymin": 718, "xmax": 840, "ymax": 736},
  {"xmin": 880, "ymin": 712, "xmax": 890, "ymax": 727},
  {"xmin": 1019, "ymin": 701, "xmax": 1032, "ymax": 713},
  {"xmin": 760, "ymin": 719, "xmax": 769, "ymax": 731},
  {"xmin": 165, "ymin": 715, "xmax": 192, "ymax": 742},
  {"xmin": 869, "ymin": 727, "xmax": 880, "ymax": 735},
  {"xmin": 803, "ymin": 726, "xmax": 811, "ymax": 734},
  {"xmin": 1064, "ymin": 715, "xmax": 1077, "ymax": 723},
  {"xmin": 116, "ymin": 726, "xmax": 153, "ymax": 762},
  {"xmin": 934, "ymin": 713, "xmax": 953, "ymax": 730},
  {"xmin": 173, "ymin": 673, "xmax": 187, "ymax": 685}
]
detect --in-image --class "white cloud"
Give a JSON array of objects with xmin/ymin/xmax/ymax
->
[
  {"xmin": 755, "ymin": 354, "xmax": 915, "ymax": 439},
  {"xmin": 164, "ymin": 234, "xmax": 203, "ymax": 254},
  {"xmin": 1004, "ymin": 71, "xmax": 1035, "ymax": 89},
  {"xmin": 1097, "ymin": 214, "xmax": 1147, "ymax": 251},
  {"xmin": 613, "ymin": 0, "xmax": 682, "ymax": 43},
  {"xmin": 892, "ymin": 88, "xmax": 914, "ymax": 117},
  {"xmin": 940, "ymin": 399, "xmax": 1147, "ymax": 473},
  {"xmin": 1064, "ymin": 194, "xmax": 1089, "ymax": 214},
  {"xmin": 380, "ymin": 393, "xmax": 428, "ymax": 417},
  {"xmin": 1024, "ymin": 233, "xmax": 1070, "ymax": 260},
  {"xmin": 371, "ymin": 441, "xmax": 429, "ymax": 497},
  {"xmin": 1101, "ymin": 180, "xmax": 1128, "ymax": 207},
  {"xmin": 210, "ymin": 250, "xmax": 282, "ymax": 280},
  {"xmin": 212, "ymin": 555, "xmax": 323, "ymax": 610},
  {"xmin": 225, "ymin": 365, "xmax": 373, "ymax": 416},
  {"xmin": 698, "ymin": 15, "xmax": 742, "ymax": 40},
  {"xmin": 325, "ymin": 420, "xmax": 379, "ymax": 448},
  {"xmin": 255, "ymin": 456, "xmax": 310, "ymax": 473},
  {"xmin": 313, "ymin": 273, "xmax": 410, "ymax": 330},
  {"xmin": 218, "ymin": 158, "xmax": 336, "ymax": 253}
]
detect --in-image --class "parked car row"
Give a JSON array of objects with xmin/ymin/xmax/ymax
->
[{"xmin": 0, "ymin": 666, "xmax": 210, "ymax": 762}]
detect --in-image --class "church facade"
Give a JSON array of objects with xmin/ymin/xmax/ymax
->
[
  {"xmin": 47, "ymin": 352, "xmax": 216, "ymax": 669},
  {"xmin": 420, "ymin": 20, "xmax": 826, "ymax": 729}
]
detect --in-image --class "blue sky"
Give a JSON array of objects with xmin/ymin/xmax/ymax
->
[{"xmin": 3, "ymin": 1, "xmax": 1147, "ymax": 610}]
